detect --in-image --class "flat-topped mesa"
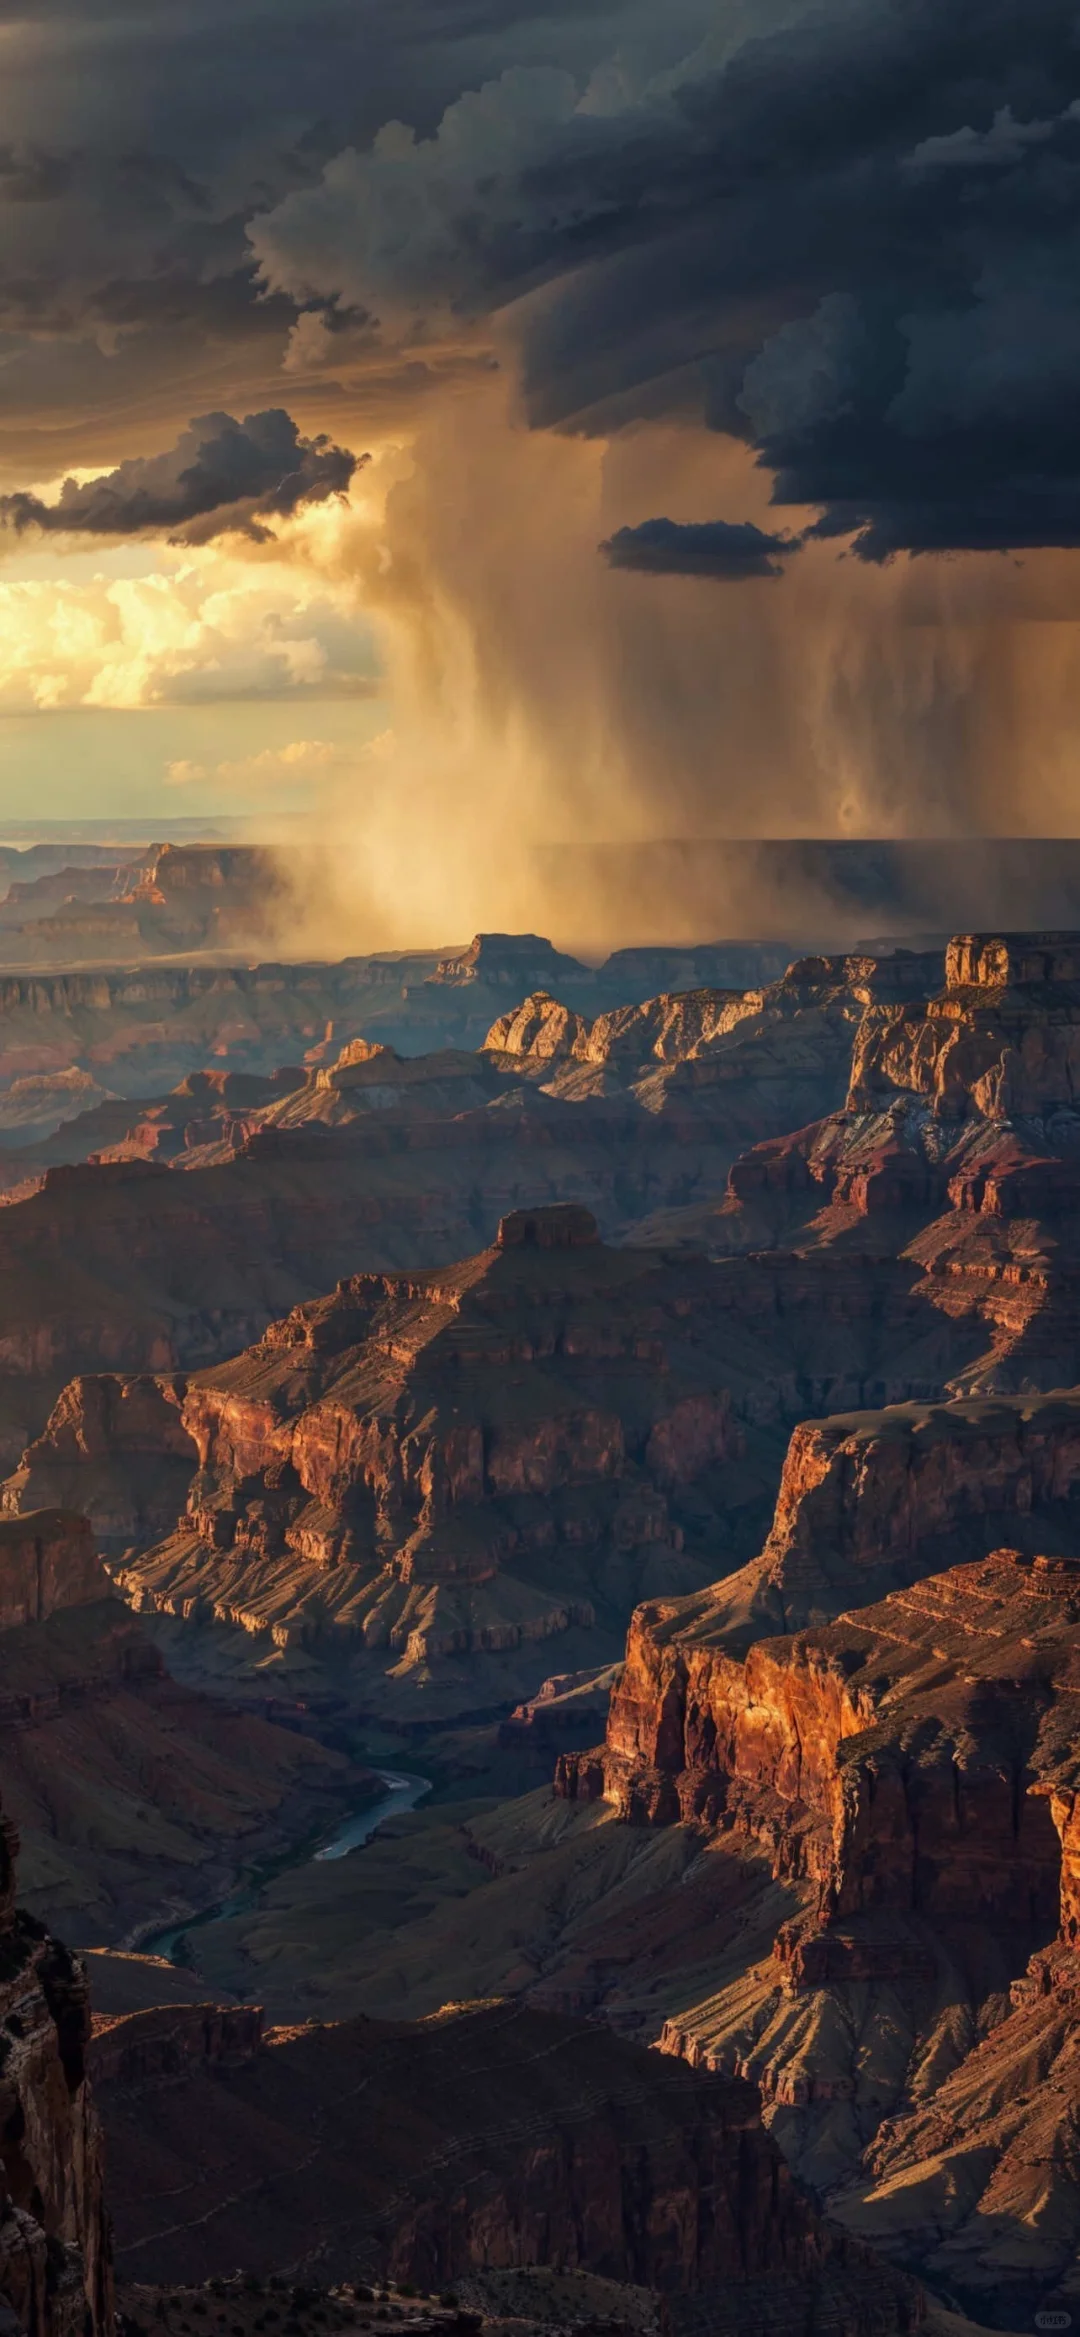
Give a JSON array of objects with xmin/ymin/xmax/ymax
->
[
  {"xmin": 497, "ymin": 1204, "xmax": 601, "ymax": 1250},
  {"xmin": 561, "ymin": 1548, "xmax": 1080, "ymax": 1958},
  {"xmin": 432, "ymin": 931, "xmax": 590, "ymax": 989}
]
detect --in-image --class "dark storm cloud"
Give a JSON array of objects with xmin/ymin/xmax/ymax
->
[
  {"xmin": 0, "ymin": 0, "xmax": 719, "ymax": 465},
  {"xmin": 0, "ymin": 408, "xmax": 359, "ymax": 542},
  {"xmin": 516, "ymin": 1, "xmax": 1080, "ymax": 557},
  {"xmin": 253, "ymin": 0, "xmax": 1080, "ymax": 560},
  {"xmin": 601, "ymin": 516, "xmax": 801, "ymax": 578}
]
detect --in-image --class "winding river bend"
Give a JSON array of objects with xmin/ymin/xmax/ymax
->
[{"xmin": 144, "ymin": 1770, "xmax": 431, "ymax": 1968}]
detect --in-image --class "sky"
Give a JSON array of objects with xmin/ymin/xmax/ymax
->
[{"xmin": 3, "ymin": 0, "xmax": 1080, "ymax": 941}]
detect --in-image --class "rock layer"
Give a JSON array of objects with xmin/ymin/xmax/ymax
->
[
  {"xmin": 107, "ymin": 1208, "xmax": 758, "ymax": 1709},
  {"xmin": 0, "ymin": 1795, "xmax": 112, "ymax": 2337},
  {"xmin": 91, "ymin": 1991, "xmax": 920, "ymax": 2337},
  {"xmin": 677, "ymin": 1389, "xmax": 1080, "ymax": 1655}
]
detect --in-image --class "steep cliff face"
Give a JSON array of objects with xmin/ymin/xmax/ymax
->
[
  {"xmin": 562, "ymin": 1544, "xmax": 1079, "ymax": 1914},
  {"xmin": 0, "ymin": 1794, "xmax": 112, "ymax": 2337},
  {"xmin": 556, "ymin": 1541, "xmax": 1080, "ymax": 2223},
  {"xmin": 676, "ymin": 1390, "xmax": 1080, "ymax": 1655},
  {"xmin": 0, "ymin": 953, "xmax": 442, "ymax": 1107},
  {"xmin": 107, "ymin": 1208, "xmax": 759, "ymax": 1712},
  {"xmin": 3, "ymin": 1379, "xmax": 197, "ymax": 1550},
  {"xmin": 0, "ymin": 1513, "xmax": 109, "ymax": 1630}
]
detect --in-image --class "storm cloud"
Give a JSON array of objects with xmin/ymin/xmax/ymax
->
[
  {"xmin": 0, "ymin": 408, "xmax": 359, "ymax": 543},
  {"xmin": 602, "ymin": 516, "xmax": 802, "ymax": 578},
  {"xmin": 251, "ymin": 0, "xmax": 1080, "ymax": 561}
]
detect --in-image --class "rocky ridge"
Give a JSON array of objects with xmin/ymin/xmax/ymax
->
[
  {"xmin": 43, "ymin": 1189, "xmax": 1011, "ymax": 1717},
  {"xmin": 89, "ymin": 1990, "xmax": 922, "ymax": 2337},
  {"xmin": 103, "ymin": 1206, "xmax": 756, "ymax": 1711},
  {"xmin": 655, "ymin": 1388, "xmax": 1080, "ymax": 1657},
  {"xmin": 0, "ymin": 1788, "xmax": 111, "ymax": 2337}
]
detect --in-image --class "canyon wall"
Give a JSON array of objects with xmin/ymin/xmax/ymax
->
[
  {"xmin": 91, "ymin": 1992, "xmax": 920, "ymax": 2336},
  {"xmin": 0, "ymin": 1513, "xmax": 110, "ymax": 1632},
  {"xmin": 0, "ymin": 1793, "xmax": 112, "ymax": 2337}
]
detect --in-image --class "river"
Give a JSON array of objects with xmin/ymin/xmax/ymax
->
[{"xmin": 143, "ymin": 1769, "xmax": 432, "ymax": 1968}]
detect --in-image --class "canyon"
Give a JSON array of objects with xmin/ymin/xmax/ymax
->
[
  {"xmin": 0, "ymin": 946, "xmax": 951, "ymax": 1473},
  {"xmin": 8, "ymin": 914, "xmax": 1080, "ymax": 2336}
]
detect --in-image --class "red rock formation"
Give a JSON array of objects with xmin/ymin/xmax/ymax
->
[
  {"xmin": 561, "ymin": 1548, "xmax": 1078, "ymax": 1932},
  {"xmin": 91, "ymin": 1992, "xmax": 920, "ymax": 2333},
  {"xmin": 106, "ymin": 1208, "xmax": 757, "ymax": 1710},
  {"xmin": 675, "ymin": 1389, "xmax": 1080, "ymax": 1654},
  {"xmin": 88, "ymin": 2003, "xmax": 263, "ymax": 2086},
  {"xmin": 0, "ymin": 1792, "xmax": 112, "ymax": 2337},
  {"xmin": 0, "ymin": 1512, "xmax": 110, "ymax": 1630},
  {"xmin": 2, "ymin": 1378, "xmax": 196, "ymax": 1551},
  {"xmin": 497, "ymin": 1663, "xmax": 620, "ymax": 1753},
  {"xmin": 833, "ymin": 1939, "xmax": 1080, "ymax": 2324},
  {"xmin": 552, "ymin": 1538, "xmax": 1080, "ymax": 2240}
]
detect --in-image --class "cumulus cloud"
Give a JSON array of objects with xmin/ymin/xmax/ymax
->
[
  {"xmin": 165, "ymin": 739, "xmax": 341, "ymax": 798},
  {"xmin": 0, "ymin": 542, "xmax": 382, "ymax": 710},
  {"xmin": 250, "ymin": 66, "xmax": 605, "ymax": 334},
  {"xmin": 601, "ymin": 515, "xmax": 802, "ymax": 578},
  {"xmin": 0, "ymin": 409, "xmax": 360, "ymax": 544}
]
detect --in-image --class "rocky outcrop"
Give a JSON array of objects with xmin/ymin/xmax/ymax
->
[
  {"xmin": 849, "ymin": 929, "xmax": 1080, "ymax": 1120},
  {"xmin": 670, "ymin": 1389, "xmax": 1080, "ymax": 1655},
  {"xmin": 0, "ymin": 1513, "xmax": 110, "ymax": 1631},
  {"xmin": 88, "ymin": 2003, "xmax": 263, "ymax": 2087},
  {"xmin": 486, "ymin": 954, "xmax": 944, "ymax": 1123},
  {"xmin": 693, "ymin": 931, "xmax": 1080, "ymax": 1403},
  {"xmin": 91, "ymin": 1992, "xmax": 919, "ymax": 2330},
  {"xmin": 2, "ymin": 1390, "xmax": 196, "ymax": 1552},
  {"xmin": 106, "ymin": 1208, "xmax": 755, "ymax": 1712},
  {"xmin": 555, "ymin": 1541, "xmax": 1080, "ymax": 2218},
  {"xmin": 0, "ymin": 1794, "xmax": 112, "ymax": 2337},
  {"xmin": 560, "ymin": 1545, "xmax": 1080, "ymax": 1918},
  {"xmin": 497, "ymin": 1663, "xmax": 620, "ymax": 1753},
  {"xmin": 833, "ymin": 1941, "xmax": 1080, "ymax": 2326}
]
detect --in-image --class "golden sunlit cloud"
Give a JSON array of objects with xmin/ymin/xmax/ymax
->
[{"xmin": 0, "ymin": 524, "xmax": 381, "ymax": 712}]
